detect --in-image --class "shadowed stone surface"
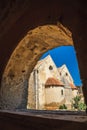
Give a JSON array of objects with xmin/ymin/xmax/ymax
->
[
  {"xmin": 0, "ymin": 110, "xmax": 87, "ymax": 130},
  {"xmin": 0, "ymin": 24, "xmax": 73, "ymax": 109},
  {"xmin": 0, "ymin": 0, "xmax": 87, "ymax": 129}
]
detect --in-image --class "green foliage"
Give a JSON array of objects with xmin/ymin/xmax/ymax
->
[
  {"xmin": 59, "ymin": 104, "xmax": 67, "ymax": 109},
  {"xmin": 72, "ymin": 96, "xmax": 87, "ymax": 111},
  {"xmin": 72, "ymin": 96, "xmax": 81, "ymax": 109},
  {"xmin": 73, "ymin": 96, "xmax": 81, "ymax": 103},
  {"xmin": 78, "ymin": 103, "xmax": 87, "ymax": 110}
]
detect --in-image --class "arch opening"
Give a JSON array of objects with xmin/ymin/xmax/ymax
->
[
  {"xmin": 28, "ymin": 45, "xmax": 85, "ymax": 111},
  {"xmin": 0, "ymin": 23, "xmax": 85, "ymax": 112}
]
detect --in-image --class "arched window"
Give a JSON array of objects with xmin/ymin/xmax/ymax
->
[
  {"xmin": 49, "ymin": 65, "xmax": 53, "ymax": 70},
  {"xmin": 66, "ymin": 73, "xmax": 68, "ymax": 76},
  {"xmin": 61, "ymin": 89, "xmax": 63, "ymax": 95}
]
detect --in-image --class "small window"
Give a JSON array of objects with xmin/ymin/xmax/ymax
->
[
  {"xmin": 60, "ymin": 72, "xmax": 61, "ymax": 76},
  {"xmin": 66, "ymin": 73, "xmax": 68, "ymax": 76},
  {"xmin": 49, "ymin": 65, "xmax": 53, "ymax": 70},
  {"xmin": 61, "ymin": 89, "xmax": 63, "ymax": 95}
]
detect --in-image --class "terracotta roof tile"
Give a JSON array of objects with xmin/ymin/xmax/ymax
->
[
  {"xmin": 45, "ymin": 77, "xmax": 64, "ymax": 87},
  {"xmin": 70, "ymin": 83, "xmax": 77, "ymax": 89}
]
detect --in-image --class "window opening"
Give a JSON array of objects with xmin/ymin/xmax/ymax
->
[
  {"xmin": 49, "ymin": 65, "xmax": 53, "ymax": 70},
  {"xmin": 61, "ymin": 89, "xmax": 63, "ymax": 95}
]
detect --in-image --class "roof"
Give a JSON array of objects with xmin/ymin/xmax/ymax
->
[
  {"xmin": 70, "ymin": 83, "xmax": 77, "ymax": 90},
  {"xmin": 45, "ymin": 77, "xmax": 64, "ymax": 87}
]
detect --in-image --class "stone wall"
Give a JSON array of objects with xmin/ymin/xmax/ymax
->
[{"xmin": 0, "ymin": 24, "xmax": 73, "ymax": 109}]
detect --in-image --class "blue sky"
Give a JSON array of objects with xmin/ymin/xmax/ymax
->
[{"xmin": 40, "ymin": 46, "xmax": 82, "ymax": 86}]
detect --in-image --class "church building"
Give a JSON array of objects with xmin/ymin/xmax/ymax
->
[{"xmin": 27, "ymin": 55, "xmax": 78, "ymax": 110}]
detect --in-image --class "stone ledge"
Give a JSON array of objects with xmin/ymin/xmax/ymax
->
[{"xmin": 0, "ymin": 110, "xmax": 87, "ymax": 130}]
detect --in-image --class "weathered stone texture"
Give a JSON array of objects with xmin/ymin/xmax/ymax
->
[
  {"xmin": 0, "ymin": 0, "xmax": 87, "ymax": 130},
  {"xmin": 0, "ymin": 24, "xmax": 73, "ymax": 109}
]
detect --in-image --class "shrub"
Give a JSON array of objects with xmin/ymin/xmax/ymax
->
[
  {"xmin": 72, "ymin": 96, "xmax": 87, "ymax": 111},
  {"xmin": 78, "ymin": 103, "xmax": 87, "ymax": 110},
  {"xmin": 59, "ymin": 104, "xmax": 67, "ymax": 109}
]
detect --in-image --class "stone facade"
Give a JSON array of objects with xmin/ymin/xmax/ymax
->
[
  {"xmin": 27, "ymin": 55, "xmax": 78, "ymax": 110},
  {"xmin": 58, "ymin": 65, "xmax": 78, "ymax": 108},
  {"xmin": 45, "ymin": 77, "xmax": 65, "ymax": 110}
]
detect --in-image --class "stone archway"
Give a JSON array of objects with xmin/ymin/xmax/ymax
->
[
  {"xmin": 0, "ymin": 24, "xmax": 73, "ymax": 109},
  {"xmin": 0, "ymin": 0, "xmax": 87, "ymax": 111}
]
